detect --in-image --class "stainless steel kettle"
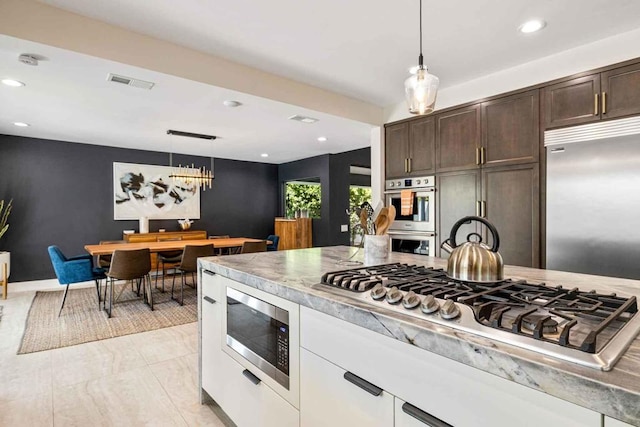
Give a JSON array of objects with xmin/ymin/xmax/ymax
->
[{"xmin": 440, "ymin": 216, "xmax": 504, "ymax": 282}]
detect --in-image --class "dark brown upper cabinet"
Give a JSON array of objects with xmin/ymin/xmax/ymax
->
[
  {"xmin": 601, "ymin": 62, "xmax": 640, "ymax": 119},
  {"xmin": 435, "ymin": 105, "xmax": 481, "ymax": 173},
  {"xmin": 544, "ymin": 62, "xmax": 640, "ymax": 128},
  {"xmin": 385, "ymin": 117, "xmax": 435, "ymax": 178},
  {"xmin": 481, "ymin": 90, "xmax": 539, "ymax": 168},
  {"xmin": 385, "ymin": 122, "xmax": 409, "ymax": 179}
]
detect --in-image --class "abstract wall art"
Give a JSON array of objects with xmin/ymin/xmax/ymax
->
[{"xmin": 113, "ymin": 162, "xmax": 200, "ymax": 220}]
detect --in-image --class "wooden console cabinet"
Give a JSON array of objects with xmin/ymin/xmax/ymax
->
[{"xmin": 275, "ymin": 218, "xmax": 312, "ymax": 250}]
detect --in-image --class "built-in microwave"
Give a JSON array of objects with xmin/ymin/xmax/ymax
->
[
  {"xmin": 385, "ymin": 176, "xmax": 436, "ymax": 233},
  {"xmin": 224, "ymin": 286, "xmax": 290, "ymax": 389}
]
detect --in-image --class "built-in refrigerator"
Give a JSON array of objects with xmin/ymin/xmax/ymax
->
[{"xmin": 545, "ymin": 116, "xmax": 640, "ymax": 279}]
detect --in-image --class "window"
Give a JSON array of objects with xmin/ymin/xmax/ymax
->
[
  {"xmin": 349, "ymin": 186, "xmax": 372, "ymax": 246},
  {"xmin": 284, "ymin": 180, "xmax": 321, "ymax": 219}
]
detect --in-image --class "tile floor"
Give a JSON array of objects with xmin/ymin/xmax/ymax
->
[{"xmin": 0, "ymin": 290, "xmax": 230, "ymax": 426}]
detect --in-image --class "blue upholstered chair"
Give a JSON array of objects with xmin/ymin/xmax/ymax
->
[
  {"xmin": 266, "ymin": 235, "xmax": 280, "ymax": 251},
  {"xmin": 48, "ymin": 245, "xmax": 106, "ymax": 317}
]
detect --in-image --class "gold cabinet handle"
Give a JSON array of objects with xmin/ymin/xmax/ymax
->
[
  {"xmin": 404, "ymin": 158, "xmax": 408, "ymax": 173},
  {"xmin": 408, "ymin": 158, "xmax": 411, "ymax": 173},
  {"xmin": 481, "ymin": 147, "xmax": 486, "ymax": 165},
  {"xmin": 475, "ymin": 147, "xmax": 480, "ymax": 165},
  {"xmin": 594, "ymin": 93, "xmax": 599, "ymax": 116},
  {"xmin": 481, "ymin": 201, "xmax": 486, "ymax": 218},
  {"xmin": 476, "ymin": 201, "xmax": 481, "ymax": 216},
  {"xmin": 602, "ymin": 91, "xmax": 607, "ymax": 114}
]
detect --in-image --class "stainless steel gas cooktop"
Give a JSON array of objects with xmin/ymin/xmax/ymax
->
[{"xmin": 318, "ymin": 263, "xmax": 640, "ymax": 371}]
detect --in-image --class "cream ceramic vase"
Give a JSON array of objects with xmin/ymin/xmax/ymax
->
[{"xmin": 0, "ymin": 251, "xmax": 10, "ymax": 278}]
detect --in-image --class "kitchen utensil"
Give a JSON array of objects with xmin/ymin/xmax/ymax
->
[
  {"xmin": 360, "ymin": 209, "xmax": 369, "ymax": 235},
  {"xmin": 440, "ymin": 216, "xmax": 504, "ymax": 282},
  {"xmin": 375, "ymin": 207, "xmax": 389, "ymax": 235},
  {"xmin": 386, "ymin": 205, "xmax": 396, "ymax": 230}
]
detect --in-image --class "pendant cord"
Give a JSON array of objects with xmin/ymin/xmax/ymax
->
[{"xmin": 418, "ymin": 0, "xmax": 424, "ymax": 67}]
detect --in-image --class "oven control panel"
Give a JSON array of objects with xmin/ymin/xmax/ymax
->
[{"xmin": 385, "ymin": 175, "xmax": 435, "ymax": 190}]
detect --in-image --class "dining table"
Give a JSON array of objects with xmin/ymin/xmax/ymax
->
[{"xmin": 84, "ymin": 237, "xmax": 269, "ymax": 256}]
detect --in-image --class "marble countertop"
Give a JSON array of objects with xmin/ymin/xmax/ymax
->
[{"xmin": 199, "ymin": 247, "xmax": 640, "ymax": 425}]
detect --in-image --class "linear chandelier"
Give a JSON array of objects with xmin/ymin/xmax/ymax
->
[{"xmin": 167, "ymin": 129, "xmax": 216, "ymax": 191}]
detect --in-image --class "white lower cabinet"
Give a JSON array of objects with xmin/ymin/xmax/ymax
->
[
  {"xmin": 300, "ymin": 306, "xmax": 601, "ymax": 427},
  {"xmin": 605, "ymin": 416, "xmax": 635, "ymax": 427},
  {"xmin": 300, "ymin": 348, "xmax": 394, "ymax": 427},
  {"xmin": 200, "ymin": 272, "xmax": 299, "ymax": 427},
  {"xmin": 200, "ymin": 270, "xmax": 223, "ymax": 399}
]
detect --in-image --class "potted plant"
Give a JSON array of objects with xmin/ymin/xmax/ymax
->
[{"xmin": 0, "ymin": 199, "xmax": 12, "ymax": 280}]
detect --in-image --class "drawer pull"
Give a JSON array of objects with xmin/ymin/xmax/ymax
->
[
  {"xmin": 343, "ymin": 371, "xmax": 382, "ymax": 396},
  {"xmin": 402, "ymin": 402, "xmax": 452, "ymax": 427},
  {"xmin": 203, "ymin": 296, "xmax": 216, "ymax": 304},
  {"xmin": 203, "ymin": 269, "xmax": 216, "ymax": 276},
  {"xmin": 242, "ymin": 369, "xmax": 261, "ymax": 385}
]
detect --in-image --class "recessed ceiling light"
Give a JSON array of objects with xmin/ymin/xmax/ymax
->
[
  {"xmin": 261, "ymin": 153, "xmax": 269, "ymax": 158},
  {"xmin": 519, "ymin": 19, "xmax": 546, "ymax": 33},
  {"xmin": 223, "ymin": 100, "xmax": 242, "ymax": 108},
  {"xmin": 317, "ymin": 136, "xmax": 328, "ymax": 142},
  {"xmin": 13, "ymin": 122, "xmax": 30, "ymax": 127},
  {"xmin": 2, "ymin": 79, "xmax": 25, "ymax": 87}
]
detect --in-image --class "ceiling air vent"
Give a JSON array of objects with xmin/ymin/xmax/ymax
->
[
  {"xmin": 288, "ymin": 114, "xmax": 319, "ymax": 124},
  {"xmin": 107, "ymin": 73, "xmax": 155, "ymax": 90}
]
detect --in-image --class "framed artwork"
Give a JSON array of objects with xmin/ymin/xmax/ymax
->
[{"xmin": 113, "ymin": 162, "xmax": 201, "ymax": 220}]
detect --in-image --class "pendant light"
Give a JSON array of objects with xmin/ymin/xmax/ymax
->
[{"xmin": 404, "ymin": 0, "xmax": 439, "ymax": 115}]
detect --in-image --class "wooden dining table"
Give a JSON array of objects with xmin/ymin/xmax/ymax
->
[{"xmin": 84, "ymin": 237, "xmax": 269, "ymax": 256}]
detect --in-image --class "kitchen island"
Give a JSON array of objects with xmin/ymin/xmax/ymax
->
[{"xmin": 198, "ymin": 247, "xmax": 640, "ymax": 426}]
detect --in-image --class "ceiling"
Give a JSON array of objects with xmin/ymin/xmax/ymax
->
[{"xmin": 2, "ymin": 1, "xmax": 640, "ymax": 163}]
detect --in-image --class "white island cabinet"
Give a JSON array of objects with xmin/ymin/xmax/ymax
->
[
  {"xmin": 606, "ymin": 416, "xmax": 635, "ymax": 427},
  {"xmin": 200, "ymin": 271, "xmax": 299, "ymax": 427},
  {"xmin": 300, "ymin": 306, "xmax": 601, "ymax": 427}
]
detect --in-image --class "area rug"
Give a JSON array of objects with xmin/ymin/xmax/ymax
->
[{"xmin": 18, "ymin": 281, "xmax": 196, "ymax": 354}]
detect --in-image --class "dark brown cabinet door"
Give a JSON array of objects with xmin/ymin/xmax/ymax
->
[
  {"xmin": 601, "ymin": 62, "xmax": 640, "ymax": 119},
  {"xmin": 385, "ymin": 123, "xmax": 409, "ymax": 179},
  {"xmin": 436, "ymin": 105, "xmax": 481, "ymax": 172},
  {"xmin": 408, "ymin": 116, "xmax": 435, "ymax": 176},
  {"xmin": 543, "ymin": 74, "xmax": 600, "ymax": 129},
  {"xmin": 482, "ymin": 163, "xmax": 539, "ymax": 268},
  {"xmin": 482, "ymin": 90, "xmax": 539, "ymax": 168},
  {"xmin": 437, "ymin": 170, "xmax": 482, "ymax": 258}
]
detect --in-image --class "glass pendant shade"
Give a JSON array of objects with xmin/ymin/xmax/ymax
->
[{"xmin": 405, "ymin": 67, "xmax": 439, "ymax": 115}]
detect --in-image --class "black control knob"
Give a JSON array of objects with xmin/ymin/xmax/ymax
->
[
  {"xmin": 440, "ymin": 299, "xmax": 461, "ymax": 320},
  {"xmin": 370, "ymin": 284, "xmax": 387, "ymax": 301},
  {"xmin": 420, "ymin": 294, "xmax": 439, "ymax": 314},
  {"xmin": 385, "ymin": 287, "xmax": 403, "ymax": 305},
  {"xmin": 402, "ymin": 291, "xmax": 421, "ymax": 309}
]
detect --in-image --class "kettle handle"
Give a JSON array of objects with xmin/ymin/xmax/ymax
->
[{"xmin": 449, "ymin": 216, "xmax": 500, "ymax": 253}]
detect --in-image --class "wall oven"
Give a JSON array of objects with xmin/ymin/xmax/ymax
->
[
  {"xmin": 385, "ymin": 176, "xmax": 435, "ymax": 233},
  {"xmin": 224, "ymin": 286, "xmax": 291, "ymax": 389}
]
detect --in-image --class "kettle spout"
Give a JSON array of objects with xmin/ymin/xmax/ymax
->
[{"xmin": 440, "ymin": 239, "xmax": 454, "ymax": 254}]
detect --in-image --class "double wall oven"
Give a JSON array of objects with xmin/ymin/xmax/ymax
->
[{"xmin": 385, "ymin": 175, "xmax": 436, "ymax": 257}]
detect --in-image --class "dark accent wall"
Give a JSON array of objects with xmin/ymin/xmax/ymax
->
[
  {"xmin": 0, "ymin": 134, "xmax": 279, "ymax": 282},
  {"xmin": 278, "ymin": 148, "xmax": 371, "ymax": 247}
]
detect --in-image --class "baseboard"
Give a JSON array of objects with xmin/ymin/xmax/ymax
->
[{"xmin": 7, "ymin": 279, "xmax": 97, "ymax": 293}]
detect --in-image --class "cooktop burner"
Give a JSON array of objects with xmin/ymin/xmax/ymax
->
[{"xmin": 319, "ymin": 263, "xmax": 640, "ymax": 371}]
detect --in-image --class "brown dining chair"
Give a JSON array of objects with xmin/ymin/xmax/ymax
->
[
  {"xmin": 105, "ymin": 248, "xmax": 152, "ymax": 317},
  {"xmin": 209, "ymin": 235, "xmax": 231, "ymax": 255},
  {"xmin": 172, "ymin": 244, "xmax": 215, "ymax": 305},
  {"xmin": 155, "ymin": 236, "xmax": 183, "ymax": 292},
  {"xmin": 240, "ymin": 240, "xmax": 267, "ymax": 254},
  {"xmin": 97, "ymin": 240, "xmax": 126, "ymax": 269}
]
